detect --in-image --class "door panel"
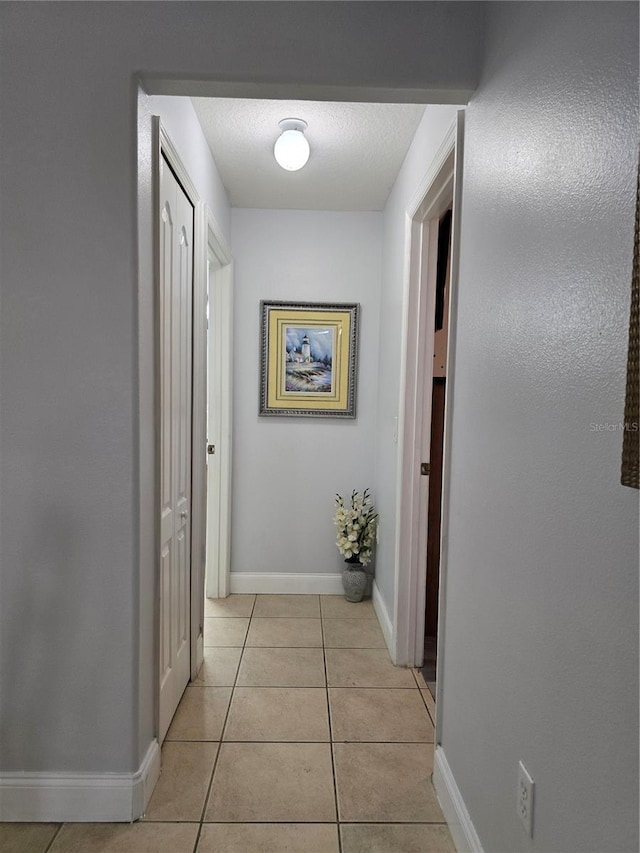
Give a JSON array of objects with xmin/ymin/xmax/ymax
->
[
  {"xmin": 425, "ymin": 378, "xmax": 446, "ymax": 637},
  {"xmin": 159, "ymin": 155, "xmax": 193, "ymax": 743}
]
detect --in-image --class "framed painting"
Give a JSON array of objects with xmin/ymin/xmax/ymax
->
[{"xmin": 259, "ymin": 300, "xmax": 360, "ymax": 418}]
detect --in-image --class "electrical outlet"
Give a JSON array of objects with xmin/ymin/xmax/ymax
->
[{"xmin": 517, "ymin": 761, "xmax": 534, "ymax": 837}]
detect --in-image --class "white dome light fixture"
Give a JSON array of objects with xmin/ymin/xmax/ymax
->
[{"xmin": 273, "ymin": 118, "xmax": 310, "ymax": 171}]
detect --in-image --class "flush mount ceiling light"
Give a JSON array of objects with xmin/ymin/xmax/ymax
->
[{"xmin": 273, "ymin": 118, "xmax": 310, "ymax": 171}]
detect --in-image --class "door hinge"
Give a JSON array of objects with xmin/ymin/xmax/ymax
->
[
  {"xmin": 207, "ymin": 444, "xmax": 216, "ymax": 455},
  {"xmin": 420, "ymin": 462, "xmax": 431, "ymax": 476}
]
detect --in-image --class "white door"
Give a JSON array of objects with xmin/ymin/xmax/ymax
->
[{"xmin": 159, "ymin": 154, "xmax": 194, "ymax": 743}]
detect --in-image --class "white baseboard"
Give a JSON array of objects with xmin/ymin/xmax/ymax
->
[
  {"xmin": 136, "ymin": 739, "xmax": 161, "ymax": 820},
  {"xmin": 230, "ymin": 572, "xmax": 344, "ymax": 595},
  {"xmin": 433, "ymin": 746, "xmax": 484, "ymax": 853},
  {"xmin": 0, "ymin": 740, "xmax": 161, "ymax": 823},
  {"xmin": 372, "ymin": 579, "xmax": 394, "ymax": 656}
]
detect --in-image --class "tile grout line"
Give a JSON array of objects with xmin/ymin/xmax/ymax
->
[
  {"xmin": 141, "ymin": 818, "xmax": 450, "ymax": 825},
  {"xmin": 414, "ymin": 673, "xmax": 437, "ymax": 727},
  {"xmin": 209, "ymin": 645, "xmax": 388, "ymax": 651},
  {"xmin": 321, "ymin": 609, "xmax": 343, "ymax": 853},
  {"xmin": 182, "ymin": 684, "xmax": 420, "ymax": 691},
  {"xmin": 163, "ymin": 738, "xmax": 436, "ymax": 744},
  {"xmin": 144, "ymin": 817, "xmax": 450, "ymax": 822},
  {"xmin": 43, "ymin": 823, "xmax": 63, "ymax": 852},
  {"xmin": 192, "ymin": 595, "xmax": 256, "ymax": 850}
]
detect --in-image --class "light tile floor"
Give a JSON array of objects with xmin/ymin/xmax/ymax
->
[{"xmin": 0, "ymin": 594, "xmax": 454, "ymax": 853}]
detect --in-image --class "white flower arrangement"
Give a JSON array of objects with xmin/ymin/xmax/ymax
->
[{"xmin": 333, "ymin": 489, "xmax": 378, "ymax": 567}]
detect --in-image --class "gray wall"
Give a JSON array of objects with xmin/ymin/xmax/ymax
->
[
  {"xmin": 230, "ymin": 209, "xmax": 382, "ymax": 577},
  {"xmin": 3, "ymin": 5, "xmax": 635, "ymax": 847},
  {"xmin": 0, "ymin": 2, "xmax": 480, "ymax": 775},
  {"xmin": 440, "ymin": 3, "xmax": 639, "ymax": 851}
]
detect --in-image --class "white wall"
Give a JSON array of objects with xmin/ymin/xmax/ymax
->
[
  {"xmin": 230, "ymin": 209, "xmax": 382, "ymax": 580},
  {"xmin": 374, "ymin": 105, "xmax": 460, "ymax": 611},
  {"xmin": 440, "ymin": 3, "xmax": 639, "ymax": 852}
]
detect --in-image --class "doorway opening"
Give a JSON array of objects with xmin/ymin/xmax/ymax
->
[
  {"xmin": 421, "ymin": 207, "xmax": 452, "ymax": 697},
  {"xmin": 393, "ymin": 114, "xmax": 463, "ymax": 729},
  {"xmin": 148, "ymin": 93, "xmax": 462, "ymax": 747}
]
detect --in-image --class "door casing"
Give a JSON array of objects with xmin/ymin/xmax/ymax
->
[
  {"xmin": 393, "ymin": 114, "xmax": 464, "ymax": 750},
  {"xmin": 205, "ymin": 211, "xmax": 233, "ymax": 600}
]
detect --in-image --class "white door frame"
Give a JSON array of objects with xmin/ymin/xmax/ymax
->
[
  {"xmin": 393, "ymin": 113, "xmax": 464, "ymax": 682},
  {"xmin": 205, "ymin": 211, "xmax": 233, "ymax": 600},
  {"xmin": 190, "ymin": 198, "xmax": 207, "ymax": 679},
  {"xmin": 434, "ymin": 112, "xmax": 465, "ymax": 743}
]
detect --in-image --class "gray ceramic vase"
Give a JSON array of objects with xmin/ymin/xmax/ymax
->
[{"xmin": 342, "ymin": 565, "xmax": 368, "ymax": 602}]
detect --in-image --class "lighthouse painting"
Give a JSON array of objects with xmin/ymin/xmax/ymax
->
[
  {"xmin": 284, "ymin": 326, "xmax": 334, "ymax": 392},
  {"xmin": 260, "ymin": 301, "xmax": 359, "ymax": 418}
]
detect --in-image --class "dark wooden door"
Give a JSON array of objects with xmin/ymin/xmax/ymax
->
[{"xmin": 425, "ymin": 378, "xmax": 446, "ymax": 640}]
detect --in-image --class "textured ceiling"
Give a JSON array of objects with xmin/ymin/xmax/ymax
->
[{"xmin": 191, "ymin": 98, "xmax": 426, "ymax": 211}]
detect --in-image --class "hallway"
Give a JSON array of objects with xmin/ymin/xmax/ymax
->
[{"xmin": 1, "ymin": 594, "xmax": 453, "ymax": 853}]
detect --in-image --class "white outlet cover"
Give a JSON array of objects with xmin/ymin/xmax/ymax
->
[{"xmin": 517, "ymin": 760, "xmax": 535, "ymax": 837}]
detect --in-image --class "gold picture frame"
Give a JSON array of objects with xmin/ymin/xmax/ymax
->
[{"xmin": 259, "ymin": 300, "xmax": 359, "ymax": 418}]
